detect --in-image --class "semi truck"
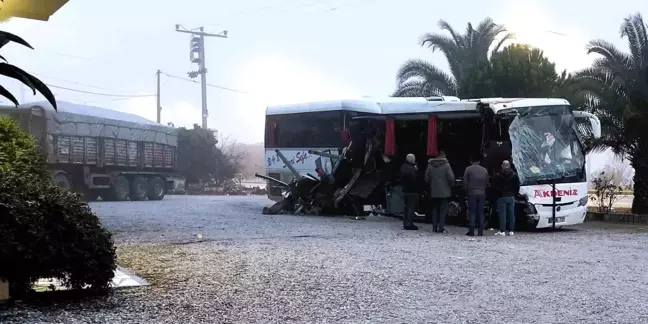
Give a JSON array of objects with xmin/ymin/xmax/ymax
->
[{"xmin": 0, "ymin": 100, "xmax": 178, "ymax": 201}]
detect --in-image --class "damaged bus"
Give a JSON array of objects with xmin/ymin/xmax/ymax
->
[{"xmin": 261, "ymin": 97, "xmax": 601, "ymax": 230}]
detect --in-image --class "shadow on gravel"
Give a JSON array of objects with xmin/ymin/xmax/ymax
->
[{"xmin": 0, "ymin": 289, "xmax": 122, "ymax": 321}]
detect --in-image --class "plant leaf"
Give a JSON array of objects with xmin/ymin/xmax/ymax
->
[
  {"xmin": 0, "ymin": 31, "xmax": 34, "ymax": 50},
  {"xmin": 22, "ymin": 71, "xmax": 57, "ymax": 110},
  {"xmin": 0, "ymin": 63, "xmax": 57, "ymax": 110},
  {"xmin": 0, "ymin": 63, "xmax": 35, "ymax": 93},
  {"xmin": 0, "ymin": 84, "xmax": 19, "ymax": 106}
]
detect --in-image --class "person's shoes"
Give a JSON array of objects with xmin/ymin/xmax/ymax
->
[
  {"xmin": 438, "ymin": 228, "xmax": 448, "ymax": 234},
  {"xmin": 466, "ymin": 231, "xmax": 475, "ymax": 236},
  {"xmin": 495, "ymin": 231, "xmax": 506, "ymax": 236},
  {"xmin": 432, "ymin": 226, "xmax": 438, "ymax": 233},
  {"xmin": 404, "ymin": 224, "xmax": 419, "ymax": 230},
  {"xmin": 507, "ymin": 231, "xmax": 515, "ymax": 236},
  {"xmin": 477, "ymin": 231, "xmax": 484, "ymax": 236}
]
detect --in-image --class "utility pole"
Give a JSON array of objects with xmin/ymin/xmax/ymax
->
[
  {"xmin": 175, "ymin": 25, "xmax": 228, "ymax": 129},
  {"xmin": 156, "ymin": 69, "xmax": 161, "ymax": 123}
]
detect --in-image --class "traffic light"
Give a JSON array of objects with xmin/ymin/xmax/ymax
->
[{"xmin": 190, "ymin": 36, "xmax": 202, "ymax": 63}]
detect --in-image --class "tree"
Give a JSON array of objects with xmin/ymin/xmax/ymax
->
[
  {"xmin": 571, "ymin": 12, "xmax": 648, "ymax": 213},
  {"xmin": 176, "ymin": 125, "xmax": 236, "ymax": 184},
  {"xmin": 489, "ymin": 44, "xmax": 568, "ymax": 97},
  {"xmin": 217, "ymin": 135, "xmax": 249, "ymax": 180},
  {"xmin": 393, "ymin": 18, "xmax": 512, "ymax": 97},
  {"xmin": 0, "ymin": 30, "xmax": 56, "ymax": 109}
]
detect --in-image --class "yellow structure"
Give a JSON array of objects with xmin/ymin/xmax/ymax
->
[{"xmin": 0, "ymin": 0, "xmax": 69, "ymax": 22}]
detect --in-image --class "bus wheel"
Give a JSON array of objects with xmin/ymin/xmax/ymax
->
[
  {"xmin": 147, "ymin": 177, "xmax": 166, "ymax": 201},
  {"xmin": 54, "ymin": 173, "xmax": 71, "ymax": 190},
  {"xmin": 111, "ymin": 176, "xmax": 130, "ymax": 201},
  {"xmin": 129, "ymin": 176, "xmax": 148, "ymax": 201}
]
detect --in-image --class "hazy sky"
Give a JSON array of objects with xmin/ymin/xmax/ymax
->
[{"xmin": 1, "ymin": 0, "xmax": 646, "ymax": 147}]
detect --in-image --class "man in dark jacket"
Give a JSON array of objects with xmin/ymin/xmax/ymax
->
[
  {"xmin": 400, "ymin": 153, "xmax": 419, "ymax": 230},
  {"xmin": 463, "ymin": 156, "xmax": 489, "ymax": 236},
  {"xmin": 425, "ymin": 151, "xmax": 455, "ymax": 233},
  {"xmin": 491, "ymin": 160, "xmax": 520, "ymax": 236}
]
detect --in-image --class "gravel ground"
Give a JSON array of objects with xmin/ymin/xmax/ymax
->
[{"xmin": 2, "ymin": 195, "xmax": 648, "ymax": 324}]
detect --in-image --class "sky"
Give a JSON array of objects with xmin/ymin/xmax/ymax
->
[{"xmin": 0, "ymin": 0, "xmax": 646, "ymax": 168}]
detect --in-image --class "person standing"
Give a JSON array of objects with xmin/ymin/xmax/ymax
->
[
  {"xmin": 400, "ymin": 153, "xmax": 419, "ymax": 231},
  {"xmin": 463, "ymin": 156, "xmax": 489, "ymax": 236},
  {"xmin": 425, "ymin": 151, "xmax": 455, "ymax": 233},
  {"xmin": 491, "ymin": 160, "xmax": 520, "ymax": 236}
]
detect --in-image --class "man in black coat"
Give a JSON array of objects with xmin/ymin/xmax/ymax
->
[
  {"xmin": 491, "ymin": 160, "xmax": 520, "ymax": 236},
  {"xmin": 400, "ymin": 153, "xmax": 419, "ymax": 230}
]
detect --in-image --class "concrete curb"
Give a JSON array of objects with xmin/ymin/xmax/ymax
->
[{"xmin": 586, "ymin": 211, "xmax": 648, "ymax": 225}]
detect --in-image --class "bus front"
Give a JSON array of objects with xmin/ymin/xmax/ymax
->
[{"xmin": 501, "ymin": 101, "xmax": 601, "ymax": 228}]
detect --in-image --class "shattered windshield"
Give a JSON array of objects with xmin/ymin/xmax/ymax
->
[{"xmin": 509, "ymin": 105, "xmax": 586, "ymax": 185}]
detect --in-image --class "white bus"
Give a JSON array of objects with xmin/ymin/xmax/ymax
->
[{"xmin": 263, "ymin": 97, "xmax": 601, "ymax": 229}]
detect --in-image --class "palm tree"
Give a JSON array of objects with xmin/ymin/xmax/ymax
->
[
  {"xmin": 393, "ymin": 18, "xmax": 512, "ymax": 98},
  {"xmin": 572, "ymin": 12, "xmax": 648, "ymax": 213}
]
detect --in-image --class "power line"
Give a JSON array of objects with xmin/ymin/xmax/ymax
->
[
  {"xmin": 203, "ymin": 0, "xmax": 381, "ymax": 27},
  {"xmin": 46, "ymin": 84, "xmax": 155, "ymax": 98},
  {"xmin": 160, "ymin": 72, "xmax": 251, "ymax": 95},
  {"xmin": 31, "ymin": 72, "xmax": 121, "ymax": 91}
]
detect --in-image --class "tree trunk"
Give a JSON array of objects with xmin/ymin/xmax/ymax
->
[{"xmin": 631, "ymin": 152, "xmax": 648, "ymax": 214}]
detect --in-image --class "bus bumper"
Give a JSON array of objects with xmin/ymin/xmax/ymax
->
[{"xmin": 533, "ymin": 205, "xmax": 587, "ymax": 229}]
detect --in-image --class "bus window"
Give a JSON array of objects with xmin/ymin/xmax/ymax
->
[{"xmin": 271, "ymin": 111, "xmax": 344, "ymax": 148}]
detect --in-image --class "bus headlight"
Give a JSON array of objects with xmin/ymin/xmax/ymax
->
[{"xmin": 577, "ymin": 196, "xmax": 588, "ymax": 207}]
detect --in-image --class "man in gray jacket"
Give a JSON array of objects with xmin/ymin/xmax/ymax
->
[
  {"xmin": 463, "ymin": 156, "xmax": 489, "ymax": 236},
  {"xmin": 425, "ymin": 151, "xmax": 455, "ymax": 233}
]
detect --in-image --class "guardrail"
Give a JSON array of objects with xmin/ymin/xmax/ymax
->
[{"xmin": 588, "ymin": 190, "xmax": 634, "ymax": 195}]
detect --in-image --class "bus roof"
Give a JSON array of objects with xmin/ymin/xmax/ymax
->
[
  {"xmin": 464, "ymin": 98, "xmax": 570, "ymax": 114},
  {"xmin": 265, "ymin": 97, "xmax": 571, "ymax": 116},
  {"xmin": 265, "ymin": 97, "xmax": 469, "ymax": 116}
]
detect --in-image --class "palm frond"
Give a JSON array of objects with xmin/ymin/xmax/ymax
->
[
  {"xmin": 395, "ymin": 59, "xmax": 458, "ymax": 95},
  {"xmin": 392, "ymin": 80, "xmax": 445, "ymax": 97},
  {"xmin": 0, "ymin": 31, "xmax": 56, "ymax": 110},
  {"xmin": 619, "ymin": 13, "xmax": 647, "ymax": 65},
  {"xmin": 436, "ymin": 20, "xmax": 464, "ymax": 47}
]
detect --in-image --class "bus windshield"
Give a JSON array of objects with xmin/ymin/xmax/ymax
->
[{"xmin": 509, "ymin": 105, "xmax": 586, "ymax": 186}]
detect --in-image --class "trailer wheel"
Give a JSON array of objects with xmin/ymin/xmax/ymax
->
[
  {"xmin": 84, "ymin": 190, "xmax": 100, "ymax": 201},
  {"xmin": 54, "ymin": 173, "xmax": 71, "ymax": 190},
  {"xmin": 147, "ymin": 176, "xmax": 166, "ymax": 201},
  {"xmin": 129, "ymin": 176, "xmax": 148, "ymax": 201},
  {"xmin": 111, "ymin": 175, "xmax": 130, "ymax": 201}
]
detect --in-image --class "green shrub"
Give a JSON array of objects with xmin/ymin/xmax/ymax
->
[
  {"xmin": 0, "ymin": 116, "xmax": 48, "ymax": 179},
  {"xmin": 0, "ymin": 117, "xmax": 117, "ymax": 298}
]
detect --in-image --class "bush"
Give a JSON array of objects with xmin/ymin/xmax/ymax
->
[
  {"xmin": 590, "ymin": 171, "xmax": 626, "ymax": 213},
  {"xmin": 0, "ymin": 117, "xmax": 117, "ymax": 298},
  {"xmin": 0, "ymin": 117, "xmax": 48, "ymax": 178}
]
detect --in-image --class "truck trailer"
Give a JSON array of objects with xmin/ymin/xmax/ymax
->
[{"xmin": 0, "ymin": 101, "xmax": 178, "ymax": 201}]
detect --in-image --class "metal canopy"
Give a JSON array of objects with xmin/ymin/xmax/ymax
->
[{"xmin": 0, "ymin": 0, "xmax": 69, "ymax": 21}]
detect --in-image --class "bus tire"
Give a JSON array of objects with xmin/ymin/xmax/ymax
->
[
  {"xmin": 54, "ymin": 173, "xmax": 71, "ymax": 190},
  {"xmin": 129, "ymin": 176, "xmax": 148, "ymax": 201},
  {"xmin": 111, "ymin": 176, "xmax": 130, "ymax": 201},
  {"xmin": 147, "ymin": 176, "xmax": 166, "ymax": 201},
  {"xmin": 85, "ymin": 190, "xmax": 100, "ymax": 201}
]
